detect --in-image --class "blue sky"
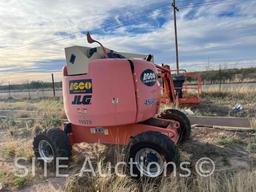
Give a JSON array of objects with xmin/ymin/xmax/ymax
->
[{"xmin": 0, "ymin": 0, "xmax": 256, "ymax": 83}]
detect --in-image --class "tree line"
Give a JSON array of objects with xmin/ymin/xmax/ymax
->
[
  {"xmin": 0, "ymin": 81, "xmax": 62, "ymax": 91},
  {"xmin": 200, "ymin": 67, "xmax": 256, "ymax": 84}
]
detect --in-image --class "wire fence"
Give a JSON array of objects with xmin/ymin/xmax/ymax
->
[
  {"xmin": 0, "ymin": 88, "xmax": 62, "ymax": 100},
  {"xmin": 1, "ymin": 63, "xmax": 256, "ymax": 100},
  {"xmin": 0, "ymin": 73, "xmax": 62, "ymax": 100},
  {"xmin": 0, "ymin": 79, "xmax": 255, "ymax": 100}
]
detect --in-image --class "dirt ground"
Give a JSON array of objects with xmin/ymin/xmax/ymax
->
[
  {"xmin": 1, "ymin": 125, "xmax": 256, "ymax": 191},
  {"xmin": 0, "ymin": 98, "xmax": 256, "ymax": 191}
]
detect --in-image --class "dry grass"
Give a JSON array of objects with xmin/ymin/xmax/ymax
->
[
  {"xmin": 36, "ymin": 99, "xmax": 65, "ymax": 118},
  {"xmin": 0, "ymin": 101, "xmax": 35, "ymax": 111},
  {"xmin": 204, "ymin": 85, "xmax": 256, "ymax": 95},
  {"xmin": 0, "ymin": 134, "xmax": 255, "ymax": 191},
  {"xmin": 0, "ymin": 98, "xmax": 65, "ymax": 118},
  {"xmin": 61, "ymin": 170, "xmax": 256, "ymax": 192},
  {"xmin": 196, "ymin": 85, "xmax": 256, "ymax": 117},
  {"xmin": 203, "ymin": 86, "xmax": 256, "ymax": 103},
  {"xmin": 35, "ymin": 99, "xmax": 65, "ymax": 129},
  {"xmin": 0, "ymin": 161, "xmax": 32, "ymax": 190},
  {"xmin": 0, "ymin": 99, "xmax": 65, "ymax": 133},
  {"xmin": 0, "ymin": 95, "xmax": 255, "ymax": 191},
  {"xmin": 1, "ymin": 139, "xmax": 33, "ymax": 160},
  {"xmin": 0, "ymin": 118, "xmax": 14, "ymax": 130},
  {"xmin": 250, "ymin": 118, "xmax": 256, "ymax": 129},
  {"xmin": 63, "ymin": 141, "xmax": 256, "ymax": 192},
  {"xmin": 0, "ymin": 170, "xmax": 29, "ymax": 190}
]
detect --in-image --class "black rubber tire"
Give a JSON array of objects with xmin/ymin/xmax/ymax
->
[
  {"xmin": 159, "ymin": 109, "xmax": 191, "ymax": 144},
  {"xmin": 33, "ymin": 128, "xmax": 72, "ymax": 166},
  {"xmin": 126, "ymin": 131, "xmax": 179, "ymax": 178}
]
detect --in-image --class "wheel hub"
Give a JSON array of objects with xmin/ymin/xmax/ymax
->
[
  {"xmin": 134, "ymin": 148, "xmax": 164, "ymax": 177},
  {"xmin": 38, "ymin": 140, "xmax": 54, "ymax": 163}
]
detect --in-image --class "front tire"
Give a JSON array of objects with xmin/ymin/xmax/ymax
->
[
  {"xmin": 33, "ymin": 128, "xmax": 72, "ymax": 166},
  {"xmin": 126, "ymin": 131, "xmax": 179, "ymax": 178}
]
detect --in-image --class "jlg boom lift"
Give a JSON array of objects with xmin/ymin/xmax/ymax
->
[{"xmin": 33, "ymin": 33, "xmax": 195, "ymax": 177}]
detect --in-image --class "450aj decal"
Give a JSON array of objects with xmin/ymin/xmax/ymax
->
[{"xmin": 69, "ymin": 79, "xmax": 92, "ymax": 94}]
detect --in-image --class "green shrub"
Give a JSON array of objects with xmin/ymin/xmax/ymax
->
[{"xmin": 216, "ymin": 135, "xmax": 241, "ymax": 146}]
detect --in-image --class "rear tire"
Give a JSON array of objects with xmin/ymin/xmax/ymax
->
[
  {"xmin": 126, "ymin": 131, "xmax": 179, "ymax": 178},
  {"xmin": 159, "ymin": 109, "xmax": 191, "ymax": 144},
  {"xmin": 33, "ymin": 128, "xmax": 72, "ymax": 166}
]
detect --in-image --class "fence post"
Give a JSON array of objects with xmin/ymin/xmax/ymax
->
[
  {"xmin": 51, "ymin": 73, "xmax": 56, "ymax": 97},
  {"xmin": 27, "ymin": 81, "xmax": 31, "ymax": 99},
  {"xmin": 8, "ymin": 81, "xmax": 11, "ymax": 99},
  {"xmin": 219, "ymin": 64, "xmax": 222, "ymax": 92}
]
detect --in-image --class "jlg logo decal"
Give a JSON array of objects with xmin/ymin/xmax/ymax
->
[
  {"xmin": 69, "ymin": 79, "xmax": 92, "ymax": 94},
  {"xmin": 140, "ymin": 69, "xmax": 156, "ymax": 86},
  {"xmin": 72, "ymin": 95, "xmax": 92, "ymax": 105}
]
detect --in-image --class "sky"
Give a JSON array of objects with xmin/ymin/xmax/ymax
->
[{"xmin": 0, "ymin": 0, "xmax": 256, "ymax": 83}]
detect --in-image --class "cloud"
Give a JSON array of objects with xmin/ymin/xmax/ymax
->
[{"xmin": 0, "ymin": 0, "xmax": 255, "ymax": 83}]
